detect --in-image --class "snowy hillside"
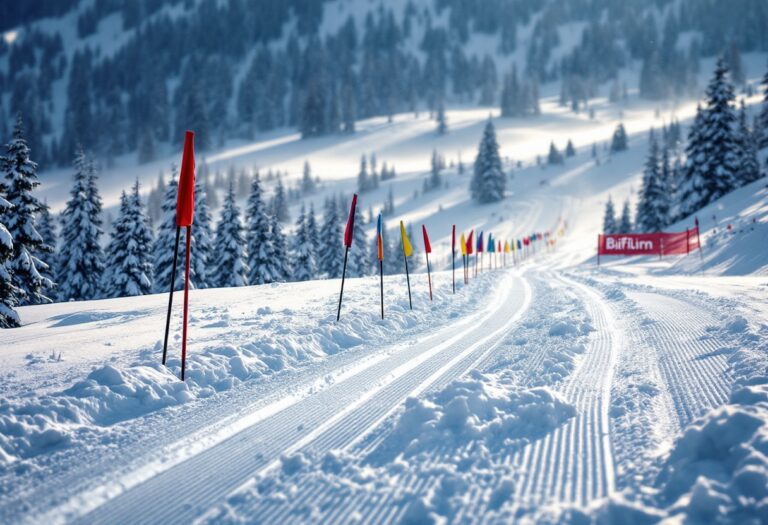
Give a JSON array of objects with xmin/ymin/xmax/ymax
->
[{"xmin": 2, "ymin": 1, "xmax": 768, "ymax": 524}]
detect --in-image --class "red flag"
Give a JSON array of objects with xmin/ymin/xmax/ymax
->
[
  {"xmin": 466, "ymin": 230, "xmax": 474, "ymax": 255},
  {"xmin": 422, "ymin": 225, "xmax": 432, "ymax": 253},
  {"xmin": 451, "ymin": 225, "xmax": 456, "ymax": 254},
  {"xmin": 175, "ymin": 131, "xmax": 196, "ymax": 227},
  {"xmin": 344, "ymin": 194, "xmax": 358, "ymax": 248}
]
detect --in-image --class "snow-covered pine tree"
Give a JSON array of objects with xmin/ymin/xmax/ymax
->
[
  {"xmin": 212, "ymin": 183, "xmax": 249, "ymax": 287},
  {"xmin": 618, "ymin": 200, "xmax": 633, "ymax": 233},
  {"xmin": 759, "ymin": 62, "xmax": 768, "ymax": 150},
  {"xmin": 0, "ymin": 194, "xmax": 20, "ymax": 327},
  {"xmin": 192, "ymin": 178, "xmax": 214, "ymax": 288},
  {"xmin": 736, "ymin": 99, "xmax": 761, "ymax": 185},
  {"xmin": 56, "ymin": 149, "xmax": 105, "ymax": 302},
  {"xmin": 610, "ymin": 123, "xmax": 628, "ymax": 152},
  {"xmin": 291, "ymin": 204, "xmax": 316, "ymax": 281},
  {"xmin": 1, "ymin": 114, "xmax": 52, "ymax": 304},
  {"xmin": 102, "ymin": 181, "xmax": 154, "ymax": 297},
  {"xmin": 272, "ymin": 175, "xmax": 289, "ymax": 222},
  {"xmin": 357, "ymin": 155, "xmax": 370, "ymax": 194},
  {"xmin": 678, "ymin": 58, "xmax": 740, "ymax": 217},
  {"xmin": 347, "ymin": 203, "xmax": 369, "ymax": 277},
  {"xmin": 269, "ymin": 213, "xmax": 291, "ymax": 281},
  {"xmin": 565, "ymin": 139, "xmax": 576, "ymax": 157},
  {"xmin": 636, "ymin": 132, "xmax": 669, "ymax": 232},
  {"xmin": 36, "ymin": 200, "xmax": 57, "ymax": 288},
  {"xmin": 603, "ymin": 197, "xmax": 617, "ymax": 234},
  {"xmin": 306, "ymin": 202, "xmax": 320, "ymax": 263},
  {"xmin": 301, "ymin": 161, "xmax": 315, "ymax": 194},
  {"xmin": 246, "ymin": 174, "xmax": 276, "ymax": 284},
  {"xmin": 317, "ymin": 195, "xmax": 343, "ymax": 278},
  {"xmin": 436, "ymin": 101, "xmax": 447, "ymax": 135},
  {"xmin": 547, "ymin": 141, "xmax": 564, "ymax": 165},
  {"xmin": 470, "ymin": 120, "xmax": 505, "ymax": 203},
  {"xmin": 424, "ymin": 149, "xmax": 442, "ymax": 192}
]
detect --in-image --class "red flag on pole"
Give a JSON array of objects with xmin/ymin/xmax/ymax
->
[
  {"xmin": 422, "ymin": 225, "xmax": 432, "ymax": 253},
  {"xmin": 176, "ymin": 131, "xmax": 196, "ymax": 227},
  {"xmin": 344, "ymin": 194, "xmax": 358, "ymax": 248},
  {"xmin": 451, "ymin": 225, "xmax": 456, "ymax": 254},
  {"xmin": 466, "ymin": 231, "xmax": 474, "ymax": 255}
]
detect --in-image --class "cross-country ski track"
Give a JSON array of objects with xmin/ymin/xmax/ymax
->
[{"xmin": 40, "ymin": 273, "xmax": 529, "ymax": 525}]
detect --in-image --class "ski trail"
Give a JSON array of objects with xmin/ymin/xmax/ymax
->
[
  {"xmin": 56, "ymin": 272, "xmax": 531, "ymax": 525},
  {"xmin": 625, "ymin": 291, "xmax": 731, "ymax": 428},
  {"xmin": 508, "ymin": 272, "xmax": 619, "ymax": 508}
]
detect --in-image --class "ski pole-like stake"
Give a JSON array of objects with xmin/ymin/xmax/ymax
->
[
  {"xmin": 695, "ymin": 216, "xmax": 703, "ymax": 261},
  {"xmin": 337, "ymin": 194, "xmax": 358, "ymax": 321},
  {"xmin": 422, "ymin": 225, "xmax": 433, "ymax": 301},
  {"xmin": 162, "ymin": 226, "xmax": 181, "ymax": 365},
  {"xmin": 451, "ymin": 225, "xmax": 456, "ymax": 294},
  {"xmin": 400, "ymin": 221, "xmax": 413, "ymax": 310},
  {"xmin": 180, "ymin": 225, "xmax": 192, "ymax": 381},
  {"xmin": 175, "ymin": 131, "xmax": 196, "ymax": 380},
  {"xmin": 376, "ymin": 213, "xmax": 385, "ymax": 319}
]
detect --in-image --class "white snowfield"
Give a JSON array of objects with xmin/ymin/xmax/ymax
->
[{"xmin": 3, "ymin": 92, "xmax": 768, "ymax": 524}]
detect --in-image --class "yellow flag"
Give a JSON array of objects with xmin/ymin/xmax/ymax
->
[
  {"xmin": 400, "ymin": 220, "xmax": 413, "ymax": 257},
  {"xmin": 460, "ymin": 233, "xmax": 467, "ymax": 256},
  {"xmin": 504, "ymin": 240, "xmax": 510, "ymax": 253}
]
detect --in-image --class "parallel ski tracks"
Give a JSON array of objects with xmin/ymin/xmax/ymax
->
[{"xmin": 61, "ymin": 273, "xmax": 531, "ymax": 525}]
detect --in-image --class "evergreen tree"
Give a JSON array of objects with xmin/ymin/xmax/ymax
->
[
  {"xmin": 269, "ymin": 213, "xmax": 290, "ymax": 281},
  {"xmin": 565, "ymin": 139, "xmax": 576, "ymax": 157},
  {"xmin": 470, "ymin": 120, "xmax": 505, "ymax": 203},
  {"xmin": 56, "ymin": 149, "xmax": 104, "ymax": 302},
  {"xmin": 317, "ymin": 196, "xmax": 343, "ymax": 278},
  {"xmin": 192, "ymin": 178, "xmax": 214, "ymax": 288},
  {"xmin": 735, "ymin": 100, "xmax": 761, "ymax": 185},
  {"xmin": 212, "ymin": 184, "xmax": 248, "ymax": 287},
  {"xmin": 102, "ymin": 181, "xmax": 154, "ymax": 297},
  {"xmin": 246, "ymin": 175, "xmax": 276, "ymax": 284},
  {"xmin": 306, "ymin": 202, "xmax": 319, "ymax": 263},
  {"xmin": 0, "ymin": 194, "xmax": 20, "ymax": 327},
  {"xmin": 424, "ymin": 149, "xmax": 442, "ymax": 192},
  {"xmin": 291, "ymin": 204, "xmax": 316, "ymax": 281},
  {"xmin": 610, "ymin": 123, "xmax": 628, "ymax": 152},
  {"xmin": 301, "ymin": 160, "xmax": 316, "ymax": 194},
  {"xmin": 759, "ymin": 63, "xmax": 768, "ymax": 150},
  {"xmin": 1, "ymin": 115, "xmax": 52, "ymax": 304},
  {"xmin": 348, "ymin": 203, "xmax": 369, "ymax": 277},
  {"xmin": 618, "ymin": 200, "xmax": 633, "ymax": 233},
  {"xmin": 603, "ymin": 197, "xmax": 617, "ymax": 234},
  {"xmin": 357, "ymin": 155, "xmax": 370, "ymax": 193},
  {"xmin": 678, "ymin": 58, "xmax": 739, "ymax": 217},
  {"xmin": 547, "ymin": 141, "xmax": 564, "ymax": 165},
  {"xmin": 36, "ymin": 200, "xmax": 57, "ymax": 287},
  {"xmin": 436, "ymin": 101, "xmax": 447, "ymax": 135},
  {"xmin": 635, "ymin": 132, "xmax": 669, "ymax": 232},
  {"xmin": 272, "ymin": 176, "xmax": 289, "ymax": 222}
]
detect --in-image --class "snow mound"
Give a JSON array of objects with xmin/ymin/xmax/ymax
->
[{"xmin": 374, "ymin": 371, "xmax": 575, "ymax": 459}]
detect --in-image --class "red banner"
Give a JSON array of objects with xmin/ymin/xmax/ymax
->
[{"xmin": 598, "ymin": 227, "xmax": 700, "ymax": 257}]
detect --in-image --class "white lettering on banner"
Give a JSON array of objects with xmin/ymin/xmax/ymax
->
[{"xmin": 605, "ymin": 237, "xmax": 654, "ymax": 251}]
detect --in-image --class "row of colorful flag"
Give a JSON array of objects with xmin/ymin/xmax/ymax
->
[{"xmin": 336, "ymin": 193, "xmax": 561, "ymax": 321}]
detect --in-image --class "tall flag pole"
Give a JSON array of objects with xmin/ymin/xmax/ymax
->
[
  {"xmin": 422, "ymin": 225, "xmax": 433, "ymax": 301},
  {"xmin": 695, "ymin": 216, "xmax": 703, "ymax": 261},
  {"xmin": 451, "ymin": 225, "xmax": 456, "ymax": 294},
  {"xmin": 337, "ymin": 194, "xmax": 357, "ymax": 321},
  {"xmin": 400, "ymin": 221, "xmax": 413, "ymax": 309},
  {"xmin": 176, "ymin": 131, "xmax": 196, "ymax": 381},
  {"xmin": 460, "ymin": 232, "xmax": 467, "ymax": 285},
  {"xmin": 497, "ymin": 240, "xmax": 502, "ymax": 268},
  {"xmin": 466, "ymin": 230, "xmax": 474, "ymax": 281},
  {"xmin": 376, "ymin": 213, "xmax": 385, "ymax": 319},
  {"xmin": 162, "ymin": 226, "xmax": 181, "ymax": 367}
]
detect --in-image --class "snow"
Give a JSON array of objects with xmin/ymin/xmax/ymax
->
[{"xmin": 3, "ymin": 36, "xmax": 768, "ymax": 525}]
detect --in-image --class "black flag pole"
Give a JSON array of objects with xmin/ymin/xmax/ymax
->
[
  {"xmin": 379, "ymin": 259, "xmax": 384, "ymax": 319},
  {"xmin": 336, "ymin": 246, "xmax": 350, "ymax": 321},
  {"xmin": 162, "ymin": 226, "xmax": 182, "ymax": 365}
]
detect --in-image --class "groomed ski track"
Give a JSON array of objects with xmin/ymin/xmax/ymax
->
[{"xmin": 60, "ymin": 272, "xmax": 532, "ymax": 525}]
